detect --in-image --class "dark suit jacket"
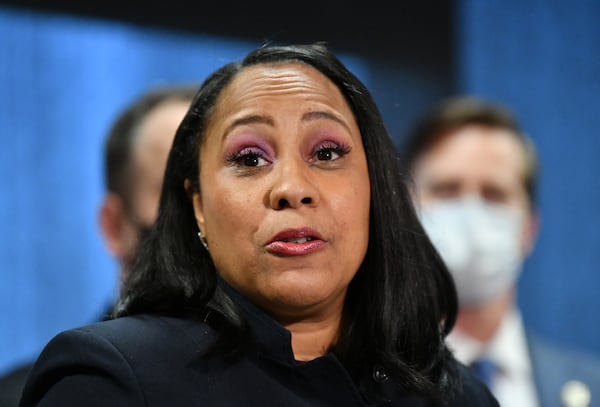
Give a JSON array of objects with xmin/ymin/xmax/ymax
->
[
  {"xmin": 20, "ymin": 294, "xmax": 499, "ymax": 406},
  {"xmin": 528, "ymin": 331, "xmax": 600, "ymax": 407}
]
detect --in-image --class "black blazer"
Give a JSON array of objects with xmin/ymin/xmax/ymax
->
[{"xmin": 20, "ymin": 302, "xmax": 499, "ymax": 406}]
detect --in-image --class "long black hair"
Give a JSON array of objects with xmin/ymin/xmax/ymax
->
[{"xmin": 117, "ymin": 42, "xmax": 459, "ymax": 402}]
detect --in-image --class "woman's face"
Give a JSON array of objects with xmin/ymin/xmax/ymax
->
[{"xmin": 191, "ymin": 62, "xmax": 370, "ymax": 320}]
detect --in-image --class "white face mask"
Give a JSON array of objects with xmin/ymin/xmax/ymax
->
[{"xmin": 418, "ymin": 196, "xmax": 524, "ymax": 306}]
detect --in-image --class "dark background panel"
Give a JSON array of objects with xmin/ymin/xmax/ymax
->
[
  {"xmin": 0, "ymin": 0, "xmax": 456, "ymax": 139},
  {"xmin": 0, "ymin": 0, "xmax": 453, "ymax": 62}
]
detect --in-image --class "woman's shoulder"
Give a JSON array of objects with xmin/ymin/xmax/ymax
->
[
  {"xmin": 29, "ymin": 314, "xmax": 218, "ymax": 378},
  {"xmin": 75, "ymin": 313, "xmax": 212, "ymax": 337},
  {"xmin": 63, "ymin": 313, "xmax": 216, "ymax": 355},
  {"xmin": 444, "ymin": 358, "xmax": 500, "ymax": 407},
  {"xmin": 20, "ymin": 314, "xmax": 219, "ymax": 406}
]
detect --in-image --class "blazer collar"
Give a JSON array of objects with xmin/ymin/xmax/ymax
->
[{"xmin": 217, "ymin": 277, "xmax": 297, "ymax": 365}]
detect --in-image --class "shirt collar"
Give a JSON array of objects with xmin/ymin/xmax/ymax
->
[{"xmin": 446, "ymin": 307, "xmax": 533, "ymax": 376}]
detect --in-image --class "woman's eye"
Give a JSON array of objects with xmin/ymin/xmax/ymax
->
[
  {"xmin": 227, "ymin": 148, "xmax": 270, "ymax": 168},
  {"xmin": 314, "ymin": 143, "xmax": 351, "ymax": 162},
  {"xmin": 241, "ymin": 153, "xmax": 263, "ymax": 167},
  {"xmin": 317, "ymin": 149, "xmax": 336, "ymax": 161}
]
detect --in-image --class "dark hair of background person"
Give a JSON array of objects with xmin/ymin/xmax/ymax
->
[
  {"xmin": 116, "ymin": 43, "xmax": 460, "ymax": 403},
  {"xmin": 400, "ymin": 96, "xmax": 539, "ymax": 210},
  {"xmin": 104, "ymin": 85, "xmax": 199, "ymax": 210}
]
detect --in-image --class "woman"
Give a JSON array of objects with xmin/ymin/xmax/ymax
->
[{"xmin": 20, "ymin": 43, "xmax": 498, "ymax": 406}]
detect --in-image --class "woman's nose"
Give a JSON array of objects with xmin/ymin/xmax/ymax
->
[{"xmin": 268, "ymin": 160, "xmax": 320, "ymax": 210}]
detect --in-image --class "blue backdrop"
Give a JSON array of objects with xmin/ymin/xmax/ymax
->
[
  {"xmin": 0, "ymin": 6, "xmax": 372, "ymax": 375},
  {"xmin": 456, "ymin": 0, "xmax": 600, "ymax": 356}
]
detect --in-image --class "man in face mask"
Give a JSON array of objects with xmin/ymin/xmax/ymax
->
[
  {"xmin": 402, "ymin": 96, "xmax": 600, "ymax": 407},
  {"xmin": 0, "ymin": 85, "xmax": 196, "ymax": 407}
]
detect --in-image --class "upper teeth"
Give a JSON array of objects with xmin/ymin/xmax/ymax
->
[{"xmin": 285, "ymin": 237, "xmax": 313, "ymax": 243}]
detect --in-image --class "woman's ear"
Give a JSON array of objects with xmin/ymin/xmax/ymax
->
[{"xmin": 184, "ymin": 178, "xmax": 206, "ymax": 235}]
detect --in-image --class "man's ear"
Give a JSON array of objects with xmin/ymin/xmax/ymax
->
[
  {"xmin": 99, "ymin": 193, "xmax": 129, "ymax": 258},
  {"xmin": 522, "ymin": 210, "xmax": 540, "ymax": 256},
  {"xmin": 184, "ymin": 179, "xmax": 206, "ymax": 235}
]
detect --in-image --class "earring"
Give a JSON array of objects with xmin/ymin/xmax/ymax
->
[{"xmin": 197, "ymin": 231, "xmax": 209, "ymax": 251}]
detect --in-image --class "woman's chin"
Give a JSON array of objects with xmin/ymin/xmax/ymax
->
[{"xmin": 255, "ymin": 281, "xmax": 346, "ymax": 319}]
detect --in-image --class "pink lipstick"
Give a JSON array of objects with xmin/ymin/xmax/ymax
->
[{"xmin": 265, "ymin": 228, "xmax": 327, "ymax": 256}]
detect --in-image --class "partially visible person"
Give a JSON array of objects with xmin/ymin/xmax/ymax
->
[
  {"xmin": 99, "ymin": 85, "xmax": 197, "ymax": 292},
  {"xmin": 403, "ymin": 95, "xmax": 600, "ymax": 407},
  {"xmin": 0, "ymin": 85, "xmax": 196, "ymax": 407},
  {"xmin": 19, "ymin": 43, "xmax": 499, "ymax": 406}
]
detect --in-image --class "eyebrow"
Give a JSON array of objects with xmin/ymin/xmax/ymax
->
[
  {"xmin": 228, "ymin": 114, "xmax": 274, "ymax": 130},
  {"xmin": 225, "ymin": 110, "xmax": 350, "ymax": 135},
  {"xmin": 302, "ymin": 110, "xmax": 352, "ymax": 133}
]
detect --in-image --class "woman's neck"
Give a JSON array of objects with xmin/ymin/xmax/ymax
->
[{"xmin": 284, "ymin": 314, "xmax": 342, "ymax": 361}]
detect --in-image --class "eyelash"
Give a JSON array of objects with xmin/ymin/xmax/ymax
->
[
  {"xmin": 226, "ymin": 147, "xmax": 270, "ymax": 168},
  {"xmin": 312, "ymin": 142, "xmax": 351, "ymax": 162},
  {"xmin": 225, "ymin": 142, "xmax": 352, "ymax": 169}
]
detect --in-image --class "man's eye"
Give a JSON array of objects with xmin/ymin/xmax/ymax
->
[
  {"xmin": 482, "ymin": 186, "xmax": 508, "ymax": 203},
  {"xmin": 428, "ymin": 181, "xmax": 460, "ymax": 199}
]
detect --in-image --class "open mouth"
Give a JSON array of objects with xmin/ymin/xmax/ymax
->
[
  {"xmin": 282, "ymin": 237, "xmax": 314, "ymax": 244},
  {"xmin": 266, "ymin": 228, "xmax": 326, "ymax": 256}
]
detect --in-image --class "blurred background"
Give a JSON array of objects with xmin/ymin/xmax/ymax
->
[{"xmin": 1, "ymin": 0, "xmax": 599, "ymax": 376}]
